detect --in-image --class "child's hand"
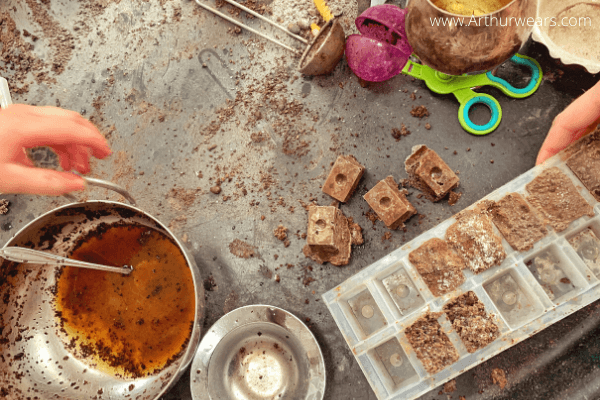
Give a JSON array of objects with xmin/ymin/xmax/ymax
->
[
  {"xmin": 0, "ymin": 105, "xmax": 111, "ymax": 195},
  {"xmin": 536, "ymin": 80, "xmax": 600, "ymax": 165}
]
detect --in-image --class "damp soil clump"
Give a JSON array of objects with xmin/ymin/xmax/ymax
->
[
  {"xmin": 405, "ymin": 312, "xmax": 459, "ymax": 374},
  {"xmin": 443, "ymin": 291, "xmax": 500, "ymax": 353},
  {"xmin": 487, "ymin": 193, "xmax": 547, "ymax": 252},
  {"xmin": 526, "ymin": 167, "xmax": 594, "ymax": 232},
  {"xmin": 408, "ymin": 238, "xmax": 465, "ymax": 296},
  {"xmin": 566, "ymin": 130, "xmax": 600, "ymax": 202},
  {"xmin": 446, "ymin": 206, "xmax": 506, "ymax": 274}
]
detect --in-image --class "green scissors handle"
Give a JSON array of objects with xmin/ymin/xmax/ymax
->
[{"xmin": 402, "ymin": 54, "xmax": 543, "ymax": 135}]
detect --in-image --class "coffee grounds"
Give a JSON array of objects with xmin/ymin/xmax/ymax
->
[
  {"xmin": 446, "ymin": 207, "xmax": 506, "ymax": 274},
  {"xmin": 408, "ymin": 238, "xmax": 465, "ymax": 296},
  {"xmin": 488, "ymin": 193, "xmax": 547, "ymax": 252},
  {"xmin": 526, "ymin": 167, "xmax": 594, "ymax": 232},
  {"xmin": 405, "ymin": 312, "xmax": 459, "ymax": 374},
  {"xmin": 443, "ymin": 291, "xmax": 500, "ymax": 353}
]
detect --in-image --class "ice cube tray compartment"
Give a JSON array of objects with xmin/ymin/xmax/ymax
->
[
  {"xmin": 566, "ymin": 219, "xmax": 600, "ymax": 279},
  {"xmin": 324, "ymin": 143, "xmax": 600, "ymax": 400},
  {"xmin": 523, "ymin": 244, "xmax": 588, "ymax": 304}
]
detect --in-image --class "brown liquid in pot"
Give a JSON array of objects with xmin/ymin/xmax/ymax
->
[{"xmin": 55, "ymin": 224, "xmax": 196, "ymax": 377}]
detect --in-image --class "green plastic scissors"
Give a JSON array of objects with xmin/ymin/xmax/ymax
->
[{"xmin": 402, "ymin": 54, "xmax": 543, "ymax": 135}]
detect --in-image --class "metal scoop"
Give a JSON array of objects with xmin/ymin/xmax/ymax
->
[
  {"xmin": 194, "ymin": 0, "xmax": 345, "ymax": 75},
  {"xmin": 0, "ymin": 247, "xmax": 133, "ymax": 275}
]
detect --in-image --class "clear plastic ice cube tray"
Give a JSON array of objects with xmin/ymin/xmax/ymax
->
[{"xmin": 323, "ymin": 154, "xmax": 600, "ymax": 400}]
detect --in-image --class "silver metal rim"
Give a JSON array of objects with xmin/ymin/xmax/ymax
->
[{"xmin": 190, "ymin": 304, "xmax": 326, "ymax": 400}]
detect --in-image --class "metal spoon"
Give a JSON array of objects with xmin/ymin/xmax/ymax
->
[{"xmin": 0, "ymin": 247, "xmax": 133, "ymax": 275}]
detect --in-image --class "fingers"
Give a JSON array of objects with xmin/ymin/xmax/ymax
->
[
  {"xmin": 0, "ymin": 164, "xmax": 85, "ymax": 195},
  {"xmin": 537, "ymin": 82, "xmax": 600, "ymax": 165},
  {"xmin": 2, "ymin": 104, "xmax": 112, "ymax": 159},
  {"xmin": 54, "ymin": 145, "xmax": 92, "ymax": 174}
]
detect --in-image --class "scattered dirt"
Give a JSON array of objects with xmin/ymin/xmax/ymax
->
[
  {"xmin": 491, "ymin": 368, "xmax": 507, "ymax": 389},
  {"xmin": 381, "ymin": 231, "xmax": 392, "ymax": 243},
  {"xmin": 526, "ymin": 167, "xmax": 594, "ymax": 232},
  {"xmin": 425, "ymin": 123, "xmax": 431, "ymax": 130},
  {"xmin": 391, "ymin": 124, "xmax": 411, "ymax": 141},
  {"xmin": 405, "ymin": 312, "xmax": 459, "ymax": 374},
  {"xmin": 167, "ymin": 188, "xmax": 199, "ymax": 211},
  {"xmin": 443, "ymin": 291, "xmax": 500, "ymax": 353},
  {"xmin": 446, "ymin": 207, "xmax": 506, "ymax": 274},
  {"xmin": 25, "ymin": 0, "xmax": 75, "ymax": 76},
  {"xmin": 229, "ymin": 239, "xmax": 258, "ymax": 259},
  {"xmin": 410, "ymin": 105, "xmax": 429, "ymax": 118},
  {"xmin": 0, "ymin": 200, "xmax": 9, "ymax": 215},
  {"xmin": 408, "ymin": 238, "xmax": 465, "ymax": 296}
]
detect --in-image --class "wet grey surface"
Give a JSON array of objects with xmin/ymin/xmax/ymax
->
[{"xmin": 1, "ymin": 1, "xmax": 599, "ymax": 399}]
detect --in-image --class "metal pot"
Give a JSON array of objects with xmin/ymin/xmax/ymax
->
[
  {"xmin": 405, "ymin": 0, "xmax": 536, "ymax": 75},
  {"xmin": 0, "ymin": 181, "xmax": 205, "ymax": 399}
]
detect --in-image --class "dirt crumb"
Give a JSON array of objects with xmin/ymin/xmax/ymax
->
[
  {"xmin": 274, "ymin": 225, "xmax": 288, "ymax": 241},
  {"xmin": 448, "ymin": 191, "xmax": 461, "ymax": 206},
  {"xmin": 229, "ymin": 239, "xmax": 258, "ymax": 259},
  {"xmin": 443, "ymin": 379, "xmax": 456, "ymax": 393},
  {"xmin": 410, "ymin": 105, "xmax": 429, "ymax": 118},
  {"xmin": 491, "ymin": 368, "xmax": 507, "ymax": 389},
  {"xmin": 391, "ymin": 124, "xmax": 411, "ymax": 141},
  {"xmin": 381, "ymin": 231, "xmax": 392, "ymax": 243},
  {"xmin": 210, "ymin": 186, "xmax": 222, "ymax": 194},
  {"xmin": 0, "ymin": 200, "xmax": 9, "ymax": 215}
]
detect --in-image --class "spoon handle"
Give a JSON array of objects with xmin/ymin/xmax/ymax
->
[{"xmin": 0, "ymin": 247, "xmax": 132, "ymax": 275}]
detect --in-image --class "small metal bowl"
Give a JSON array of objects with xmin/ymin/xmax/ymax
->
[{"xmin": 190, "ymin": 305, "xmax": 326, "ymax": 400}]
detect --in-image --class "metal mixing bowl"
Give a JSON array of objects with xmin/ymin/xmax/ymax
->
[
  {"xmin": 191, "ymin": 305, "xmax": 326, "ymax": 400},
  {"xmin": 0, "ymin": 196, "xmax": 204, "ymax": 399}
]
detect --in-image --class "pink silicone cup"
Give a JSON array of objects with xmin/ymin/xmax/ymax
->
[
  {"xmin": 355, "ymin": 5, "xmax": 412, "ymax": 56},
  {"xmin": 346, "ymin": 34, "xmax": 409, "ymax": 82}
]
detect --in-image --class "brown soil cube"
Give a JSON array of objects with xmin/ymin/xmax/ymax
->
[
  {"xmin": 489, "ymin": 193, "xmax": 547, "ymax": 252},
  {"xmin": 567, "ymin": 131, "xmax": 600, "ymax": 201},
  {"xmin": 405, "ymin": 145, "xmax": 459, "ymax": 202},
  {"xmin": 405, "ymin": 312, "xmax": 459, "ymax": 374},
  {"xmin": 322, "ymin": 155, "xmax": 365, "ymax": 202},
  {"xmin": 306, "ymin": 206, "xmax": 345, "ymax": 251},
  {"xmin": 408, "ymin": 238, "xmax": 465, "ymax": 296},
  {"xmin": 364, "ymin": 176, "xmax": 417, "ymax": 229},
  {"xmin": 446, "ymin": 209, "xmax": 506, "ymax": 274},
  {"xmin": 443, "ymin": 291, "xmax": 500, "ymax": 353},
  {"xmin": 526, "ymin": 167, "xmax": 594, "ymax": 232},
  {"xmin": 303, "ymin": 206, "xmax": 363, "ymax": 266}
]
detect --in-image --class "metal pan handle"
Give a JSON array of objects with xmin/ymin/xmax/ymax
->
[{"xmin": 63, "ymin": 177, "xmax": 137, "ymax": 206}]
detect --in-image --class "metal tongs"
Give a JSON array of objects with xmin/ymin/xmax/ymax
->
[{"xmin": 0, "ymin": 247, "xmax": 133, "ymax": 275}]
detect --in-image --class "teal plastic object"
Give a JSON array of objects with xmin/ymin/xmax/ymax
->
[{"xmin": 402, "ymin": 54, "xmax": 543, "ymax": 136}]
